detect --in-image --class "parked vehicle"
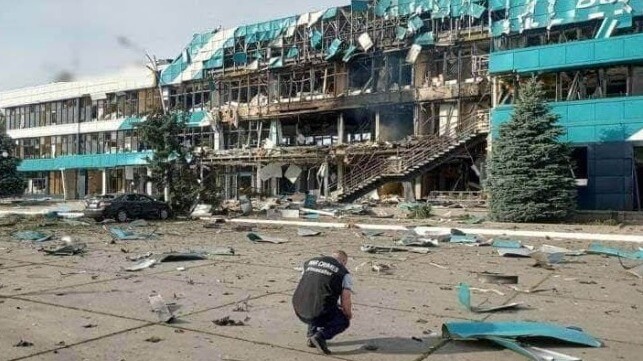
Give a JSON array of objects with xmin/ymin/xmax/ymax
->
[{"xmin": 83, "ymin": 193, "xmax": 171, "ymax": 222}]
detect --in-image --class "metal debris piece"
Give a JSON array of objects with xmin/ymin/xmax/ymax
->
[
  {"xmin": 450, "ymin": 234, "xmax": 480, "ymax": 244},
  {"xmin": 297, "ymin": 228, "xmax": 321, "ymax": 237},
  {"xmin": 458, "ymin": 283, "xmax": 522, "ymax": 313},
  {"xmin": 62, "ymin": 219, "xmax": 91, "ymax": 227},
  {"xmin": 484, "ymin": 335, "xmax": 582, "ymax": 361},
  {"xmin": 126, "ymin": 252, "xmax": 153, "ymax": 262},
  {"xmin": 442, "ymin": 321, "xmax": 603, "ymax": 348},
  {"xmin": 360, "ymin": 244, "xmax": 430, "ymax": 254},
  {"xmin": 530, "ymin": 251, "xmax": 565, "ymax": 269},
  {"xmin": 478, "ymin": 272, "xmax": 519, "ymax": 285},
  {"xmin": 362, "ymin": 230, "xmax": 384, "ymax": 237},
  {"xmin": 145, "ymin": 336, "xmax": 163, "ymax": 343},
  {"xmin": 105, "ymin": 226, "xmax": 157, "ymax": 241},
  {"xmin": 246, "ymin": 233, "xmax": 288, "ymax": 244},
  {"xmin": 539, "ymin": 245, "xmax": 585, "ymax": 256},
  {"xmin": 491, "ymin": 240, "xmax": 522, "ymax": 249},
  {"xmin": 149, "ymin": 294, "xmax": 175, "ymax": 323},
  {"xmin": 42, "ymin": 242, "xmax": 87, "ymax": 256},
  {"xmin": 156, "ymin": 252, "xmax": 208, "ymax": 263},
  {"xmin": 395, "ymin": 234, "xmax": 439, "ymax": 247},
  {"xmin": 129, "ymin": 219, "xmax": 149, "ymax": 227},
  {"xmin": 207, "ymin": 247, "xmax": 236, "ymax": 256},
  {"xmin": 371, "ymin": 262, "xmax": 393, "ymax": 274},
  {"xmin": 587, "ymin": 243, "xmax": 643, "ymax": 260},
  {"xmin": 212, "ymin": 316, "xmax": 245, "ymax": 326},
  {"xmin": 13, "ymin": 339, "xmax": 33, "ymax": 347},
  {"xmin": 125, "ymin": 259, "xmax": 157, "ymax": 271},
  {"xmin": 12, "ymin": 231, "xmax": 52, "ymax": 243},
  {"xmin": 497, "ymin": 248, "xmax": 533, "ymax": 257}
]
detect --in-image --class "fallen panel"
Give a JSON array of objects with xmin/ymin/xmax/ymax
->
[
  {"xmin": 106, "ymin": 226, "xmax": 157, "ymax": 241},
  {"xmin": 156, "ymin": 253, "xmax": 208, "ymax": 262},
  {"xmin": 483, "ymin": 335, "xmax": 582, "ymax": 361},
  {"xmin": 492, "ymin": 240, "xmax": 522, "ymax": 249},
  {"xmin": 42, "ymin": 242, "xmax": 87, "ymax": 256},
  {"xmin": 246, "ymin": 232, "xmax": 288, "ymax": 244},
  {"xmin": 125, "ymin": 259, "xmax": 157, "ymax": 271},
  {"xmin": 498, "ymin": 248, "xmax": 533, "ymax": 257},
  {"xmin": 207, "ymin": 247, "xmax": 236, "ymax": 256},
  {"xmin": 360, "ymin": 244, "xmax": 430, "ymax": 254},
  {"xmin": 458, "ymin": 283, "xmax": 522, "ymax": 313},
  {"xmin": 297, "ymin": 228, "xmax": 321, "ymax": 237},
  {"xmin": 478, "ymin": 272, "xmax": 519, "ymax": 285},
  {"xmin": 149, "ymin": 294, "xmax": 174, "ymax": 323},
  {"xmin": 450, "ymin": 234, "xmax": 480, "ymax": 244},
  {"xmin": 442, "ymin": 321, "xmax": 603, "ymax": 347},
  {"xmin": 395, "ymin": 234, "xmax": 439, "ymax": 247},
  {"xmin": 587, "ymin": 243, "xmax": 643, "ymax": 260},
  {"xmin": 12, "ymin": 231, "xmax": 52, "ymax": 242}
]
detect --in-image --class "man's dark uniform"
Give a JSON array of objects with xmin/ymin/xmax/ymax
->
[{"xmin": 292, "ymin": 256, "xmax": 351, "ymax": 341}]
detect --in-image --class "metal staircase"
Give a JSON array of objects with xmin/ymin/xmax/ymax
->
[{"xmin": 335, "ymin": 112, "xmax": 489, "ymax": 203}]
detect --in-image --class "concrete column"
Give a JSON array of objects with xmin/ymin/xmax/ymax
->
[
  {"xmin": 256, "ymin": 163, "xmax": 263, "ymax": 195},
  {"xmin": 413, "ymin": 104, "xmax": 421, "ymax": 136},
  {"xmin": 375, "ymin": 110, "xmax": 381, "ymax": 141},
  {"xmin": 61, "ymin": 169, "xmax": 67, "ymax": 201},
  {"xmin": 146, "ymin": 168, "xmax": 153, "ymax": 196},
  {"xmin": 415, "ymin": 176, "xmax": 422, "ymax": 200},
  {"xmin": 337, "ymin": 112, "xmax": 345, "ymax": 145},
  {"xmin": 271, "ymin": 178, "xmax": 279, "ymax": 197},
  {"xmin": 102, "ymin": 169, "xmax": 108, "ymax": 195},
  {"xmin": 337, "ymin": 159, "xmax": 345, "ymax": 190},
  {"xmin": 323, "ymin": 169, "xmax": 330, "ymax": 198}
]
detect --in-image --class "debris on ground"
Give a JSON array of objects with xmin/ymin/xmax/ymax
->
[
  {"xmin": 105, "ymin": 226, "xmax": 157, "ymax": 241},
  {"xmin": 205, "ymin": 247, "xmax": 236, "ymax": 256},
  {"xmin": 300, "ymin": 207, "xmax": 336, "ymax": 218},
  {"xmin": 149, "ymin": 294, "xmax": 175, "ymax": 323},
  {"xmin": 297, "ymin": 228, "xmax": 321, "ymax": 237},
  {"xmin": 156, "ymin": 252, "xmax": 208, "ymax": 263},
  {"xmin": 587, "ymin": 243, "xmax": 643, "ymax": 260},
  {"xmin": 530, "ymin": 250, "xmax": 565, "ymax": 269},
  {"xmin": 497, "ymin": 248, "xmax": 533, "ymax": 258},
  {"xmin": 128, "ymin": 219, "xmax": 149, "ymax": 227},
  {"xmin": 232, "ymin": 296, "xmax": 250, "ymax": 312},
  {"xmin": 362, "ymin": 344, "xmax": 379, "ymax": 351},
  {"xmin": 191, "ymin": 204, "xmax": 212, "ymax": 218},
  {"xmin": 12, "ymin": 230, "xmax": 52, "ymax": 242},
  {"xmin": 126, "ymin": 252, "xmax": 153, "ymax": 262},
  {"xmin": 246, "ymin": 233, "xmax": 288, "ymax": 244},
  {"xmin": 371, "ymin": 262, "xmax": 394, "ymax": 274},
  {"xmin": 477, "ymin": 272, "xmax": 519, "ymax": 285},
  {"xmin": 362, "ymin": 230, "xmax": 384, "ymax": 237},
  {"xmin": 491, "ymin": 239, "xmax": 522, "ymax": 249},
  {"xmin": 62, "ymin": 219, "xmax": 91, "ymax": 227},
  {"xmin": 125, "ymin": 259, "xmax": 157, "ymax": 272},
  {"xmin": 360, "ymin": 244, "xmax": 430, "ymax": 254},
  {"xmin": 458, "ymin": 214, "xmax": 485, "ymax": 225},
  {"xmin": 458, "ymin": 283, "xmax": 522, "ymax": 313},
  {"xmin": 13, "ymin": 339, "xmax": 33, "ymax": 347},
  {"xmin": 442, "ymin": 321, "xmax": 602, "ymax": 361},
  {"xmin": 395, "ymin": 233, "xmax": 439, "ymax": 247},
  {"xmin": 212, "ymin": 316, "xmax": 246, "ymax": 326},
  {"xmin": 41, "ymin": 237, "xmax": 87, "ymax": 256},
  {"xmin": 144, "ymin": 336, "xmax": 163, "ymax": 343},
  {"xmin": 232, "ymin": 225, "xmax": 253, "ymax": 232}
]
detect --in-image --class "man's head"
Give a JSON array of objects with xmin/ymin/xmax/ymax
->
[{"xmin": 332, "ymin": 250, "xmax": 348, "ymax": 266}]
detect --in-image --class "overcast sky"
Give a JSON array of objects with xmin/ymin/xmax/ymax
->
[{"xmin": 0, "ymin": 0, "xmax": 348, "ymax": 91}]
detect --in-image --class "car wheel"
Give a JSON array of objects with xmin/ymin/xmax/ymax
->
[
  {"xmin": 116, "ymin": 210, "xmax": 129, "ymax": 223},
  {"xmin": 159, "ymin": 209, "xmax": 169, "ymax": 220}
]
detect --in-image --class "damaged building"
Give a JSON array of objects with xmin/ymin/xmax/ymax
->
[{"xmin": 2, "ymin": 0, "xmax": 643, "ymax": 210}]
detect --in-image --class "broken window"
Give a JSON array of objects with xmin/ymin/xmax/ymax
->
[
  {"xmin": 632, "ymin": 66, "xmax": 643, "ymax": 96},
  {"xmin": 538, "ymin": 73, "xmax": 557, "ymax": 101},
  {"xmin": 605, "ymin": 67, "xmax": 628, "ymax": 97},
  {"xmin": 571, "ymin": 147, "xmax": 589, "ymax": 183}
]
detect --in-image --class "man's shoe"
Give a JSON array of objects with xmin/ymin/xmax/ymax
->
[
  {"xmin": 306, "ymin": 339, "xmax": 315, "ymax": 348},
  {"xmin": 309, "ymin": 333, "xmax": 331, "ymax": 355}
]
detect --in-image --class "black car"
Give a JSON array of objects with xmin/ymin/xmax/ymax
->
[{"xmin": 84, "ymin": 193, "xmax": 171, "ymax": 222}]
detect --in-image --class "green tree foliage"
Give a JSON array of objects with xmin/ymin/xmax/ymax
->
[
  {"xmin": 137, "ymin": 111, "xmax": 198, "ymax": 214},
  {"xmin": 0, "ymin": 133, "xmax": 27, "ymax": 198},
  {"xmin": 487, "ymin": 78, "xmax": 576, "ymax": 222}
]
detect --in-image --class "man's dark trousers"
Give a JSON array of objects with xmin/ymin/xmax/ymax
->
[{"xmin": 300, "ymin": 307, "xmax": 350, "ymax": 340}]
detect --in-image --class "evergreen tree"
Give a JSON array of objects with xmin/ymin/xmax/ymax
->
[
  {"xmin": 487, "ymin": 77, "xmax": 576, "ymax": 222},
  {"xmin": 0, "ymin": 133, "xmax": 27, "ymax": 198},
  {"xmin": 137, "ymin": 110, "xmax": 198, "ymax": 215}
]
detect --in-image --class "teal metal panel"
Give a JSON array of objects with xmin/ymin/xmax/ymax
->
[
  {"xmin": 490, "ymin": 33, "xmax": 643, "ymax": 74},
  {"xmin": 18, "ymin": 152, "xmax": 152, "ymax": 172},
  {"xmin": 492, "ymin": 96, "xmax": 643, "ymax": 143}
]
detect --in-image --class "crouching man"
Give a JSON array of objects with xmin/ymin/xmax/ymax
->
[{"xmin": 292, "ymin": 250, "xmax": 353, "ymax": 355}]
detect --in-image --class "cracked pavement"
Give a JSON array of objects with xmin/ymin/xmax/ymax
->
[{"xmin": 0, "ymin": 219, "xmax": 642, "ymax": 361}]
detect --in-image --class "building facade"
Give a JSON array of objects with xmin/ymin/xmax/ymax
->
[
  {"xmin": 2, "ymin": 0, "xmax": 643, "ymax": 210},
  {"xmin": 0, "ymin": 66, "xmax": 162, "ymax": 199}
]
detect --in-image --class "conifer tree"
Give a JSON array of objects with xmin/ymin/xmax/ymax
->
[
  {"xmin": 0, "ymin": 132, "xmax": 26, "ymax": 198},
  {"xmin": 487, "ymin": 78, "xmax": 576, "ymax": 222}
]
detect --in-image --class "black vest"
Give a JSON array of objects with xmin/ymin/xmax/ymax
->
[{"xmin": 292, "ymin": 256, "xmax": 349, "ymax": 320}]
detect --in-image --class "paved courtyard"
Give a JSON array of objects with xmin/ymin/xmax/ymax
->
[{"xmin": 0, "ymin": 218, "xmax": 642, "ymax": 361}]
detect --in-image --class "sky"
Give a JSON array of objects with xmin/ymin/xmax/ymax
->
[{"xmin": 0, "ymin": 0, "xmax": 349, "ymax": 91}]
